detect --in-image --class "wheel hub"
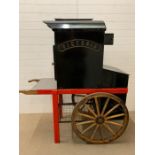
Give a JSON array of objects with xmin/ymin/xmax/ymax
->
[{"xmin": 96, "ymin": 116, "xmax": 104, "ymax": 124}]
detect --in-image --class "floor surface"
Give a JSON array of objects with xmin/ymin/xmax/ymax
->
[{"xmin": 19, "ymin": 112, "xmax": 135, "ymax": 155}]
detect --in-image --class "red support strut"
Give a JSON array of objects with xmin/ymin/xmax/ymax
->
[
  {"xmin": 52, "ymin": 94, "xmax": 60, "ymax": 143},
  {"xmin": 59, "ymin": 94, "xmax": 63, "ymax": 119}
]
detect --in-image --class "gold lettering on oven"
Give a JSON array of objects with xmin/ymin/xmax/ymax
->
[
  {"xmin": 85, "ymin": 40, "xmax": 90, "ymax": 46},
  {"xmin": 70, "ymin": 41, "xmax": 75, "ymax": 47},
  {"xmin": 75, "ymin": 40, "xmax": 80, "ymax": 46},
  {"xmin": 57, "ymin": 39, "xmax": 101, "ymax": 52},
  {"xmin": 64, "ymin": 42, "xmax": 69, "ymax": 49},
  {"xmin": 81, "ymin": 40, "xmax": 85, "ymax": 46}
]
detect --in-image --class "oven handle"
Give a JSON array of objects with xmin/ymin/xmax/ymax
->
[{"xmin": 104, "ymin": 33, "xmax": 114, "ymax": 45}]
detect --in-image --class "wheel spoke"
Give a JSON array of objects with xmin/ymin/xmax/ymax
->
[
  {"xmin": 105, "ymin": 120, "xmax": 123, "ymax": 127},
  {"xmin": 91, "ymin": 124, "xmax": 99, "ymax": 139},
  {"xmin": 101, "ymin": 98, "xmax": 110, "ymax": 115},
  {"xmin": 99, "ymin": 125, "xmax": 104, "ymax": 140},
  {"xmin": 104, "ymin": 104, "xmax": 120, "ymax": 117},
  {"xmin": 81, "ymin": 123, "xmax": 96, "ymax": 134},
  {"xmin": 106, "ymin": 113, "xmax": 125, "ymax": 120},
  {"xmin": 76, "ymin": 120, "xmax": 95, "ymax": 126},
  {"xmin": 94, "ymin": 97, "xmax": 100, "ymax": 115},
  {"xmin": 103, "ymin": 123, "xmax": 115, "ymax": 135},
  {"xmin": 85, "ymin": 104, "xmax": 97, "ymax": 117},
  {"xmin": 77, "ymin": 112, "xmax": 95, "ymax": 120}
]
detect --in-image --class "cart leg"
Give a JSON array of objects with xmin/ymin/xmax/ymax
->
[
  {"xmin": 59, "ymin": 94, "xmax": 63, "ymax": 119},
  {"xmin": 52, "ymin": 94, "xmax": 60, "ymax": 143}
]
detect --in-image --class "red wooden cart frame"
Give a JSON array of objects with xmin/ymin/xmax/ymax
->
[{"xmin": 20, "ymin": 78, "xmax": 128, "ymax": 143}]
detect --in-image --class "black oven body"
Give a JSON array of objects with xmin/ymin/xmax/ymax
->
[{"xmin": 44, "ymin": 19, "xmax": 129, "ymax": 102}]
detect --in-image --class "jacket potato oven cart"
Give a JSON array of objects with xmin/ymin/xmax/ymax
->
[{"xmin": 20, "ymin": 19, "xmax": 129, "ymax": 144}]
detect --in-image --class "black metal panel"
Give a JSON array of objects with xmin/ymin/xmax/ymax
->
[
  {"xmin": 99, "ymin": 66, "xmax": 129, "ymax": 88},
  {"xmin": 54, "ymin": 29, "xmax": 105, "ymax": 44},
  {"xmin": 99, "ymin": 67, "xmax": 129, "ymax": 103},
  {"xmin": 53, "ymin": 31, "xmax": 104, "ymax": 88}
]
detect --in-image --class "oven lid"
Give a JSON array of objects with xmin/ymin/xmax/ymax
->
[{"xmin": 43, "ymin": 19, "xmax": 106, "ymax": 30}]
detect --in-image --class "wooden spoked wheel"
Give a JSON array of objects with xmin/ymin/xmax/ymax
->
[{"xmin": 71, "ymin": 93, "xmax": 129, "ymax": 144}]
